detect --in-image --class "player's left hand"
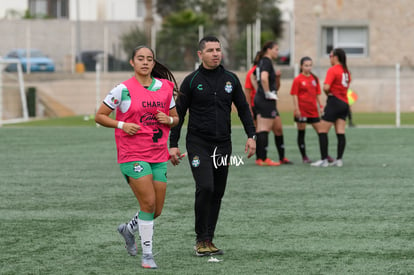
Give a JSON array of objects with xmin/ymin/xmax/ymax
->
[{"xmin": 156, "ymin": 110, "xmax": 171, "ymax": 125}]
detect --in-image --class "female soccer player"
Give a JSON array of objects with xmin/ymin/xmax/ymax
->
[
  {"xmin": 254, "ymin": 41, "xmax": 292, "ymax": 166},
  {"xmin": 95, "ymin": 45, "xmax": 179, "ymax": 269},
  {"xmin": 244, "ymin": 51, "xmax": 260, "ymax": 126},
  {"xmin": 311, "ymin": 48, "xmax": 351, "ymax": 167},
  {"xmin": 290, "ymin": 56, "xmax": 324, "ymax": 163}
]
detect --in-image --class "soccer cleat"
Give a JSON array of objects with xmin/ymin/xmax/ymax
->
[
  {"xmin": 310, "ymin": 159, "xmax": 329, "ymax": 167},
  {"xmin": 194, "ymin": 241, "xmax": 211, "ymax": 257},
  {"xmin": 327, "ymin": 155, "xmax": 335, "ymax": 163},
  {"xmin": 206, "ymin": 240, "xmax": 224, "ymax": 255},
  {"xmin": 261, "ymin": 158, "xmax": 281, "ymax": 166},
  {"xmin": 255, "ymin": 159, "xmax": 264, "ymax": 166},
  {"xmin": 264, "ymin": 91, "xmax": 278, "ymax": 100},
  {"xmin": 330, "ymin": 159, "xmax": 343, "ymax": 167},
  {"xmin": 141, "ymin": 254, "xmax": 158, "ymax": 269},
  {"xmin": 280, "ymin": 157, "xmax": 293, "ymax": 164},
  {"xmin": 117, "ymin": 223, "xmax": 137, "ymax": 256},
  {"xmin": 302, "ymin": 156, "xmax": 312, "ymax": 163},
  {"xmin": 264, "ymin": 158, "xmax": 281, "ymax": 166},
  {"xmin": 255, "ymin": 158, "xmax": 280, "ymax": 166}
]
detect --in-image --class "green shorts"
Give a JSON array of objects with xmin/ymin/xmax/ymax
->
[{"xmin": 119, "ymin": 161, "xmax": 167, "ymax": 183}]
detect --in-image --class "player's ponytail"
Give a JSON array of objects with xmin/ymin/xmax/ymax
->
[{"xmin": 333, "ymin": 48, "xmax": 350, "ymax": 75}]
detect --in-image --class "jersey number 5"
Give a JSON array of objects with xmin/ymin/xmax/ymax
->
[{"xmin": 341, "ymin": 73, "xmax": 349, "ymax": 87}]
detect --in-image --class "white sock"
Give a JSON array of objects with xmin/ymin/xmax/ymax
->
[
  {"xmin": 138, "ymin": 219, "xmax": 154, "ymax": 255},
  {"xmin": 127, "ymin": 211, "xmax": 139, "ymax": 234}
]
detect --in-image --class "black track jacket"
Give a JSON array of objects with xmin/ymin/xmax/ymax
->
[{"xmin": 170, "ymin": 65, "xmax": 256, "ymax": 147}]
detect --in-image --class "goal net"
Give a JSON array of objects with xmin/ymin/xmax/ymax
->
[{"xmin": 0, "ymin": 58, "xmax": 29, "ymax": 126}]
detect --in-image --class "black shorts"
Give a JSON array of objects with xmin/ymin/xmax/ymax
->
[
  {"xmin": 294, "ymin": 116, "xmax": 320, "ymax": 124},
  {"xmin": 254, "ymin": 97, "xmax": 279, "ymax": 118},
  {"xmin": 322, "ymin": 96, "xmax": 349, "ymax": 122}
]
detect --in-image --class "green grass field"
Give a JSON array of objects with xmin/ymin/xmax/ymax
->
[
  {"xmin": 3, "ymin": 111, "xmax": 414, "ymax": 127},
  {"xmin": 1, "ymin": 117, "xmax": 414, "ymax": 274}
]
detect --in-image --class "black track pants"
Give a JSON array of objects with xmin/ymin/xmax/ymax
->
[{"xmin": 186, "ymin": 135, "xmax": 232, "ymax": 242}]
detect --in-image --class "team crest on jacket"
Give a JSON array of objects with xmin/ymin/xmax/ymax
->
[
  {"xmin": 192, "ymin": 156, "xmax": 200, "ymax": 168},
  {"xmin": 224, "ymin": 81, "xmax": 233, "ymax": 93}
]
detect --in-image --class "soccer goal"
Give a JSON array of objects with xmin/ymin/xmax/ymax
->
[{"xmin": 0, "ymin": 58, "xmax": 29, "ymax": 126}]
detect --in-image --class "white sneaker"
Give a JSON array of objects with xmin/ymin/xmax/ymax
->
[
  {"xmin": 265, "ymin": 91, "xmax": 278, "ymax": 100},
  {"xmin": 141, "ymin": 253, "xmax": 158, "ymax": 269},
  {"xmin": 330, "ymin": 159, "xmax": 343, "ymax": 167},
  {"xmin": 310, "ymin": 159, "xmax": 329, "ymax": 167},
  {"xmin": 117, "ymin": 223, "xmax": 137, "ymax": 256}
]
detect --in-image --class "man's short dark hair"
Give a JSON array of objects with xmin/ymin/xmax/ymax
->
[{"xmin": 198, "ymin": 36, "xmax": 220, "ymax": 51}]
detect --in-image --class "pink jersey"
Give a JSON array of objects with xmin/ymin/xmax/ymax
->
[{"xmin": 115, "ymin": 77, "xmax": 174, "ymax": 163}]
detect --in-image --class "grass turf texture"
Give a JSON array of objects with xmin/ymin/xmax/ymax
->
[
  {"xmin": 1, "ymin": 124, "xmax": 414, "ymax": 273},
  {"xmin": 3, "ymin": 111, "xmax": 414, "ymax": 127}
]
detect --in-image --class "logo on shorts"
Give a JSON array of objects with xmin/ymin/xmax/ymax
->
[
  {"xmin": 197, "ymin": 84, "xmax": 203, "ymax": 91},
  {"xmin": 133, "ymin": 163, "xmax": 144, "ymax": 173},
  {"xmin": 192, "ymin": 156, "xmax": 200, "ymax": 168},
  {"xmin": 224, "ymin": 81, "xmax": 233, "ymax": 93}
]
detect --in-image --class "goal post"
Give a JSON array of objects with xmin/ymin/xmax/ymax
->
[{"xmin": 0, "ymin": 58, "xmax": 29, "ymax": 127}]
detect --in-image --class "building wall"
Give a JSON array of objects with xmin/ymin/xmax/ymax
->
[
  {"xmin": 0, "ymin": 0, "xmax": 144, "ymax": 21},
  {"xmin": 0, "ymin": 20, "xmax": 142, "ymax": 71},
  {"xmin": 0, "ymin": 0, "xmax": 27, "ymax": 18},
  {"xmin": 292, "ymin": 0, "xmax": 414, "ymax": 113},
  {"xmin": 68, "ymin": 0, "xmax": 139, "ymax": 21},
  {"xmin": 294, "ymin": 0, "xmax": 414, "ymax": 68}
]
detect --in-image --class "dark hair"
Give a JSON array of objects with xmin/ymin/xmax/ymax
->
[
  {"xmin": 198, "ymin": 36, "xmax": 220, "ymax": 51},
  {"xmin": 332, "ymin": 48, "xmax": 349, "ymax": 74},
  {"xmin": 131, "ymin": 45, "xmax": 179, "ymax": 97},
  {"xmin": 300, "ymin": 56, "xmax": 319, "ymax": 85},
  {"xmin": 256, "ymin": 41, "xmax": 278, "ymax": 61},
  {"xmin": 252, "ymin": 51, "xmax": 261, "ymax": 65}
]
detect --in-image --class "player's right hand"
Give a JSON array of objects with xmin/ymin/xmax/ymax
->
[{"xmin": 123, "ymin": 123, "xmax": 140, "ymax": 135}]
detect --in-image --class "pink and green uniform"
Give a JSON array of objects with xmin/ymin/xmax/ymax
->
[{"xmin": 103, "ymin": 76, "xmax": 175, "ymax": 164}]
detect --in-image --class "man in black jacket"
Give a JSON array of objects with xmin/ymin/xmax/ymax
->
[{"xmin": 169, "ymin": 36, "xmax": 256, "ymax": 257}]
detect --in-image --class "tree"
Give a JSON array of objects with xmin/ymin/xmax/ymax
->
[
  {"xmin": 144, "ymin": 0, "xmax": 154, "ymax": 47},
  {"xmin": 154, "ymin": 0, "xmax": 283, "ymax": 69},
  {"xmin": 157, "ymin": 9, "xmax": 210, "ymax": 70},
  {"xmin": 237, "ymin": 0, "xmax": 283, "ymax": 40},
  {"xmin": 120, "ymin": 26, "xmax": 147, "ymax": 59},
  {"xmin": 156, "ymin": 0, "xmax": 188, "ymax": 17},
  {"xmin": 260, "ymin": 1, "xmax": 283, "ymax": 40},
  {"xmin": 227, "ymin": 0, "xmax": 239, "ymax": 67}
]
